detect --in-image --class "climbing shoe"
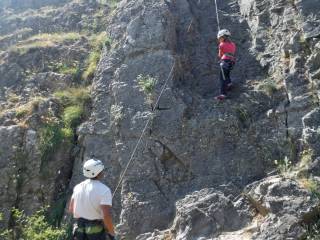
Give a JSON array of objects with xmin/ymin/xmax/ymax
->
[{"xmin": 215, "ymin": 94, "xmax": 226, "ymax": 100}]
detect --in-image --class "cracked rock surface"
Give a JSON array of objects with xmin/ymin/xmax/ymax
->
[{"xmin": 0, "ymin": 0, "xmax": 320, "ymax": 239}]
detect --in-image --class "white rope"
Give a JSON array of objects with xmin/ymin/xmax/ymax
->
[
  {"xmin": 112, "ymin": 60, "xmax": 176, "ymax": 198},
  {"xmin": 214, "ymin": 0, "xmax": 221, "ymax": 31}
]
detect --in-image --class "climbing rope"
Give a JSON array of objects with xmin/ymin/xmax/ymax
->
[
  {"xmin": 113, "ymin": 0, "xmax": 222, "ymax": 198},
  {"xmin": 213, "ymin": 0, "xmax": 221, "ymax": 31},
  {"xmin": 112, "ymin": 59, "xmax": 176, "ymax": 198}
]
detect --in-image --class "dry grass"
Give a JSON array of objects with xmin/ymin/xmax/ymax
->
[
  {"xmin": 10, "ymin": 32, "xmax": 83, "ymax": 54},
  {"xmin": 0, "ymin": 96, "xmax": 47, "ymax": 120}
]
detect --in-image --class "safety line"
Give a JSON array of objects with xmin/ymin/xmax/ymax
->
[
  {"xmin": 214, "ymin": 0, "xmax": 221, "ymax": 31},
  {"xmin": 112, "ymin": 59, "xmax": 176, "ymax": 198}
]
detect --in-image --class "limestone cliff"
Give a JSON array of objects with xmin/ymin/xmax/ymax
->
[{"xmin": 0, "ymin": 0, "xmax": 320, "ymax": 239}]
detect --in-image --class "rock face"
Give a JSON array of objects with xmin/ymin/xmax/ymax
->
[
  {"xmin": 0, "ymin": 0, "xmax": 108, "ymax": 229},
  {"xmin": 136, "ymin": 177, "xmax": 320, "ymax": 240},
  {"xmin": 0, "ymin": 0, "xmax": 320, "ymax": 239},
  {"xmin": 71, "ymin": 0, "xmax": 320, "ymax": 238}
]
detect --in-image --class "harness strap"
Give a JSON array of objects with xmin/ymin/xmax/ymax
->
[
  {"xmin": 223, "ymin": 52, "xmax": 235, "ymax": 58},
  {"xmin": 76, "ymin": 218, "xmax": 104, "ymax": 235},
  {"xmin": 76, "ymin": 225, "xmax": 104, "ymax": 235}
]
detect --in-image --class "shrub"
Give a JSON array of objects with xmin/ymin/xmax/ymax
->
[
  {"xmin": 1, "ymin": 208, "xmax": 67, "ymax": 240},
  {"xmin": 137, "ymin": 74, "xmax": 157, "ymax": 96},
  {"xmin": 38, "ymin": 120, "xmax": 65, "ymax": 167},
  {"xmin": 38, "ymin": 117, "xmax": 75, "ymax": 170}
]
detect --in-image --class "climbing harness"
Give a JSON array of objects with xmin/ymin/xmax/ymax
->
[
  {"xmin": 223, "ymin": 52, "xmax": 235, "ymax": 59},
  {"xmin": 112, "ymin": 60, "xmax": 176, "ymax": 198}
]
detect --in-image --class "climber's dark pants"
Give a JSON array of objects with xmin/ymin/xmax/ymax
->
[
  {"xmin": 219, "ymin": 59, "xmax": 234, "ymax": 95},
  {"xmin": 73, "ymin": 218, "xmax": 107, "ymax": 240}
]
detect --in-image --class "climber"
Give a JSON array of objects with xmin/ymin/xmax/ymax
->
[
  {"xmin": 215, "ymin": 29, "xmax": 236, "ymax": 100},
  {"xmin": 68, "ymin": 159, "xmax": 116, "ymax": 240}
]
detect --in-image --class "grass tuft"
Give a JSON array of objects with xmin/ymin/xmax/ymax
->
[
  {"xmin": 82, "ymin": 32, "xmax": 111, "ymax": 80},
  {"xmin": 10, "ymin": 32, "xmax": 82, "ymax": 54},
  {"xmin": 54, "ymin": 87, "xmax": 90, "ymax": 107},
  {"xmin": 62, "ymin": 105, "xmax": 83, "ymax": 129}
]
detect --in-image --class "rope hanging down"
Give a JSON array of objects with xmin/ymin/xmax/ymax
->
[
  {"xmin": 214, "ymin": 0, "xmax": 221, "ymax": 31},
  {"xmin": 112, "ymin": 60, "xmax": 176, "ymax": 198}
]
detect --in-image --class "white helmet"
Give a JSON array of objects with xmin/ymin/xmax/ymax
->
[
  {"xmin": 217, "ymin": 29, "xmax": 231, "ymax": 39},
  {"xmin": 83, "ymin": 159, "xmax": 105, "ymax": 178}
]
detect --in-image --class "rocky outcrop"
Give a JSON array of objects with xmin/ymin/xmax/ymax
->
[
  {"xmin": 137, "ymin": 176, "xmax": 320, "ymax": 240},
  {"xmin": 72, "ymin": 0, "xmax": 320, "ymax": 238},
  {"xmin": 0, "ymin": 0, "xmax": 106, "ymax": 227},
  {"xmin": 0, "ymin": 0, "xmax": 320, "ymax": 239}
]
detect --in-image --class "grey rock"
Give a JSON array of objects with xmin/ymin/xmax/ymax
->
[
  {"xmin": 171, "ymin": 189, "xmax": 245, "ymax": 240},
  {"xmin": 0, "ymin": 0, "xmax": 320, "ymax": 239}
]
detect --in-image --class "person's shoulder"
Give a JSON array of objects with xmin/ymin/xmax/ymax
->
[
  {"xmin": 74, "ymin": 179, "xmax": 88, "ymax": 191},
  {"xmin": 97, "ymin": 182, "xmax": 111, "ymax": 194}
]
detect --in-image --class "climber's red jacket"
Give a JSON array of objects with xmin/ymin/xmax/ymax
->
[{"xmin": 219, "ymin": 40, "xmax": 236, "ymax": 61}]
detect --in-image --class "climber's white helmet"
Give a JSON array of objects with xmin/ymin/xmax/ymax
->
[
  {"xmin": 217, "ymin": 29, "xmax": 231, "ymax": 39},
  {"xmin": 83, "ymin": 159, "xmax": 105, "ymax": 178}
]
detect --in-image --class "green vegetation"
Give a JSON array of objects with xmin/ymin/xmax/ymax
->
[
  {"xmin": 0, "ymin": 208, "xmax": 67, "ymax": 240},
  {"xmin": 11, "ymin": 32, "xmax": 82, "ymax": 54},
  {"xmin": 304, "ymin": 219, "xmax": 320, "ymax": 240},
  {"xmin": 299, "ymin": 149, "xmax": 314, "ymax": 168},
  {"xmin": 15, "ymin": 97, "xmax": 46, "ymax": 119},
  {"xmin": 136, "ymin": 74, "xmax": 158, "ymax": 106},
  {"xmin": 274, "ymin": 156, "xmax": 292, "ymax": 176},
  {"xmin": 38, "ymin": 87, "xmax": 90, "ymax": 169},
  {"xmin": 54, "ymin": 87, "xmax": 91, "ymax": 127},
  {"xmin": 234, "ymin": 105, "xmax": 250, "ymax": 126},
  {"xmin": 82, "ymin": 32, "xmax": 111, "ymax": 81},
  {"xmin": 110, "ymin": 104, "xmax": 124, "ymax": 126},
  {"xmin": 300, "ymin": 178, "xmax": 320, "ymax": 199},
  {"xmin": 38, "ymin": 120, "xmax": 71, "ymax": 170},
  {"xmin": 137, "ymin": 74, "xmax": 157, "ymax": 96},
  {"xmin": 53, "ymin": 87, "xmax": 90, "ymax": 107},
  {"xmin": 63, "ymin": 105, "xmax": 84, "ymax": 129},
  {"xmin": 82, "ymin": 51, "xmax": 101, "ymax": 80},
  {"xmin": 56, "ymin": 62, "xmax": 79, "ymax": 76}
]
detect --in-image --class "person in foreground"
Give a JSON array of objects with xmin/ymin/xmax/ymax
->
[
  {"xmin": 69, "ymin": 159, "xmax": 116, "ymax": 240},
  {"xmin": 215, "ymin": 29, "xmax": 236, "ymax": 100}
]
